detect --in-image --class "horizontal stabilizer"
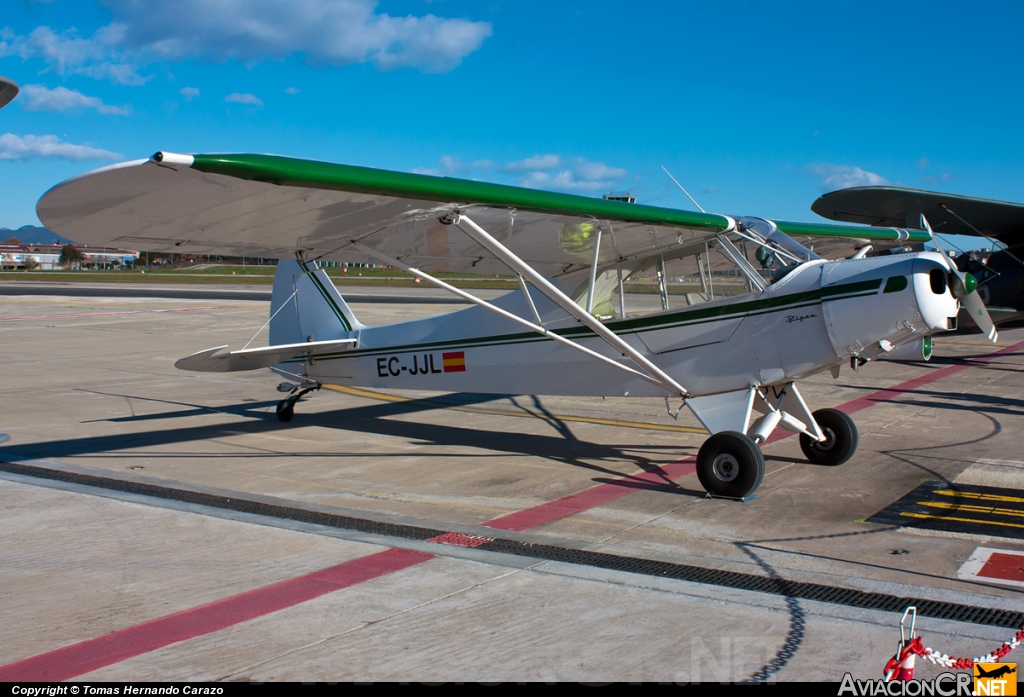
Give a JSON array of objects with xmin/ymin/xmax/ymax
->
[{"xmin": 175, "ymin": 338, "xmax": 357, "ymax": 373}]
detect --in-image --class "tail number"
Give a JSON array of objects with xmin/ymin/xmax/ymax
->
[{"xmin": 376, "ymin": 351, "xmax": 465, "ymax": 377}]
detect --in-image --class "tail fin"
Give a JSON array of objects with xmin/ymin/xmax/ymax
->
[{"xmin": 269, "ymin": 260, "xmax": 364, "ymax": 346}]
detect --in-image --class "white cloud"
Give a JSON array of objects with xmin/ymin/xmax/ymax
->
[
  {"xmin": 20, "ymin": 84, "xmax": 129, "ymax": 115},
  {"xmin": 0, "ymin": 0, "xmax": 490, "ymax": 85},
  {"xmin": 224, "ymin": 92, "xmax": 263, "ymax": 107},
  {"xmin": 285, "ymin": 86, "xmax": 300, "ymax": 95},
  {"xmin": 107, "ymin": 0, "xmax": 492, "ymax": 72},
  {"xmin": 0, "ymin": 24, "xmax": 148, "ymax": 86},
  {"xmin": 916, "ymin": 157, "xmax": 929, "ymax": 169},
  {"xmin": 415, "ymin": 155, "xmax": 495, "ymax": 177},
  {"xmin": 0, "ymin": 133, "xmax": 121, "ymax": 161},
  {"xmin": 922, "ymin": 172, "xmax": 956, "ymax": 186},
  {"xmin": 518, "ymin": 170, "xmax": 616, "ymax": 193},
  {"xmin": 179, "ymin": 86, "xmax": 199, "ymax": 100},
  {"xmin": 416, "ymin": 153, "xmax": 627, "ymax": 193},
  {"xmin": 504, "ymin": 154, "xmax": 563, "ymax": 173},
  {"xmin": 570, "ymin": 158, "xmax": 626, "ymax": 182},
  {"xmin": 805, "ymin": 163, "xmax": 889, "ymax": 192},
  {"xmin": 511, "ymin": 156, "xmax": 627, "ymax": 193}
]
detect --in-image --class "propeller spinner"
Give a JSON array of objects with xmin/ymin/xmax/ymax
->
[{"xmin": 923, "ymin": 216, "xmax": 998, "ymax": 342}]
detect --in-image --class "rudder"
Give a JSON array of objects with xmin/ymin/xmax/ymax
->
[{"xmin": 269, "ymin": 260, "xmax": 364, "ymax": 346}]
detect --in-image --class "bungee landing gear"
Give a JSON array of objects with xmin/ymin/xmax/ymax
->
[{"xmin": 275, "ymin": 382, "xmax": 321, "ymax": 422}]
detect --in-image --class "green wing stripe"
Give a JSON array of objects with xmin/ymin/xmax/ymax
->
[
  {"xmin": 775, "ymin": 220, "xmax": 932, "ymax": 243},
  {"xmin": 190, "ymin": 154, "xmax": 732, "ymax": 231},
  {"xmin": 189, "ymin": 155, "xmax": 936, "ymax": 243},
  {"xmin": 298, "ymin": 261, "xmax": 351, "ymax": 332}
]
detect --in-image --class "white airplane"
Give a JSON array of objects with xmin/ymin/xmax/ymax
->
[
  {"xmin": 34, "ymin": 152, "xmax": 995, "ymax": 499},
  {"xmin": 0, "ymin": 75, "xmax": 16, "ymax": 445}
]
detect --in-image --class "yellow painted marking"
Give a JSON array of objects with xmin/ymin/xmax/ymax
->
[
  {"xmin": 325, "ymin": 384, "xmax": 707, "ymax": 434},
  {"xmin": 900, "ymin": 511, "xmax": 1024, "ymax": 530},
  {"xmin": 920, "ymin": 500, "xmax": 1024, "ymax": 519},
  {"xmin": 935, "ymin": 489, "xmax": 1024, "ymax": 505}
]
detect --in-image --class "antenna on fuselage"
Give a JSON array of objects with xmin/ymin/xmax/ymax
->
[{"xmin": 660, "ymin": 165, "xmax": 705, "ymax": 213}]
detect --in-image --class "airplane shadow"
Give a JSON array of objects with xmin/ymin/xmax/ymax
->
[
  {"xmin": 735, "ymin": 542, "xmax": 806, "ymax": 682},
  {"xmin": 7, "ymin": 390, "xmax": 703, "ymax": 497},
  {"xmin": 834, "ymin": 381, "xmax": 1024, "ymax": 416}
]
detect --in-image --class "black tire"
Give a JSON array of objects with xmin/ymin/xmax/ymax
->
[
  {"xmin": 696, "ymin": 431, "xmax": 765, "ymax": 498},
  {"xmin": 276, "ymin": 399, "xmax": 295, "ymax": 423},
  {"xmin": 799, "ymin": 408, "xmax": 858, "ymax": 466}
]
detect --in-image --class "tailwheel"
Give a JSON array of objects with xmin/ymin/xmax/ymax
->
[
  {"xmin": 696, "ymin": 431, "xmax": 765, "ymax": 499},
  {"xmin": 276, "ymin": 399, "xmax": 295, "ymax": 423},
  {"xmin": 799, "ymin": 408, "xmax": 858, "ymax": 466}
]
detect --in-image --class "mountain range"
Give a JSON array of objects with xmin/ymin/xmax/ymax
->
[{"xmin": 1, "ymin": 225, "xmax": 75, "ymax": 246}]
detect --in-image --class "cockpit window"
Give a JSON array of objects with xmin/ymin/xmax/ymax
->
[{"xmin": 929, "ymin": 268, "xmax": 947, "ymax": 295}]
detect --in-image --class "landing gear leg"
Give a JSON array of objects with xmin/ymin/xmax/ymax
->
[
  {"xmin": 800, "ymin": 408, "xmax": 858, "ymax": 466},
  {"xmin": 696, "ymin": 431, "xmax": 765, "ymax": 499},
  {"xmin": 276, "ymin": 383, "xmax": 321, "ymax": 423}
]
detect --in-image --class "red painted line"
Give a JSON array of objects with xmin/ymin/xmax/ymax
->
[
  {"xmin": 978, "ymin": 553, "xmax": 1024, "ymax": 583},
  {"xmin": 0, "ymin": 306, "xmax": 224, "ymax": 322},
  {"xmin": 5, "ymin": 338, "xmax": 1023, "ymax": 679},
  {"xmin": 836, "ymin": 340, "xmax": 1024, "ymax": 417},
  {"xmin": 0, "ymin": 548, "xmax": 431, "ymax": 682},
  {"xmin": 485, "ymin": 458, "xmax": 696, "ymax": 532}
]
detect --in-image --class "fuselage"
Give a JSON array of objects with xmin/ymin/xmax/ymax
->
[{"xmin": 278, "ymin": 252, "xmax": 959, "ymax": 398}]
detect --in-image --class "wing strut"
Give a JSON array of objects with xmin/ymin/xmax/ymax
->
[
  {"xmin": 453, "ymin": 213, "xmax": 691, "ymax": 398},
  {"xmin": 585, "ymin": 226, "xmax": 603, "ymax": 315},
  {"xmin": 352, "ymin": 242, "xmax": 678, "ymax": 394},
  {"xmin": 715, "ymin": 235, "xmax": 767, "ymax": 291}
]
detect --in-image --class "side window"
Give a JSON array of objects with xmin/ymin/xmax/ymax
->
[{"xmin": 883, "ymin": 276, "xmax": 908, "ymax": 293}]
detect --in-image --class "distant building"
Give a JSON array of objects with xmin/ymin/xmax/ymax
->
[
  {"xmin": 603, "ymin": 192, "xmax": 636, "ymax": 204},
  {"xmin": 0, "ymin": 243, "xmax": 138, "ymax": 270}
]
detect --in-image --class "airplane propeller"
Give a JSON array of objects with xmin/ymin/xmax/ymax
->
[{"xmin": 923, "ymin": 216, "xmax": 998, "ymax": 342}]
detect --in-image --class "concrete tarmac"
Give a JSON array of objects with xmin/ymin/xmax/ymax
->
[
  {"xmin": 2, "ymin": 291, "xmax": 1024, "ymax": 682},
  {"xmin": 0, "ymin": 280, "xmax": 488, "ymax": 304}
]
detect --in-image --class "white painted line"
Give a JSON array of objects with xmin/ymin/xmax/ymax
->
[
  {"xmin": 956, "ymin": 459, "xmax": 1024, "ymax": 488},
  {"xmin": 957, "ymin": 547, "xmax": 1024, "ymax": 588}
]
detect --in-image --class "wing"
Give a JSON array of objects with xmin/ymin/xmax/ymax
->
[
  {"xmin": 37, "ymin": 152, "xmax": 737, "ymax": 278},
  {"xmin": 811, "ymin": 186, "xmax": 1024, "ymax": 248},
  {"xmin": 773, "ymin": 219, "xmax": 932, "ymax": 260}
]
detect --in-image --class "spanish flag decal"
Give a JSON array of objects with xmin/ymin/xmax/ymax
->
[{"xmin": 442, "ymin": 351, "xmax": 466, "ymax": 372}]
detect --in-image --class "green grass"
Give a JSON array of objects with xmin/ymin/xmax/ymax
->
[
  {"xmin": 0, "ymin": 266, "xmax": 523, "ymax": 289},
  {"xmin": 0, "ymin": 264, "xmax": 752, "ymax": 295}
]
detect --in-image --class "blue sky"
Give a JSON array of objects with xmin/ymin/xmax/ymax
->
[{"xmin": 2, "ymin": 0, "xmax": 1023, "ymax": 239}]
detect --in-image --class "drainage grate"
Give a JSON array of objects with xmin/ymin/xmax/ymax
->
[{"xmin": 4, "ymin": 460, "xmax": 1020, "ymax": 629}]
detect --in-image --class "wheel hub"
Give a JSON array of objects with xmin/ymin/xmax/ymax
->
[
  {"xmin": 814, "ymin": 428, "xmax": 836, "ymax": 451},
  {"xmin": 712, "ymin": 453, "xmax": 740, "ymax": 481}
]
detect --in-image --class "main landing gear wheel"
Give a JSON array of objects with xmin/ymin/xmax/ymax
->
[
  {"xmin": 696, "ymin": 431, "xmax": 765, "ymax": 499},
  {"xmin": 799, "ymin": 408, "xmax": 858, "ymax": 466},
  {"xmin": 276, "ymin": 399, "xmax": 295, "ymax": 422}
]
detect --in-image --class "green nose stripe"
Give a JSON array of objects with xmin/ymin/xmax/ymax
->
[{"xmin": 964, "ymin": 272, "xmax": 978, "ymax": 295}]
